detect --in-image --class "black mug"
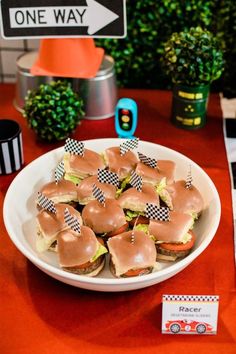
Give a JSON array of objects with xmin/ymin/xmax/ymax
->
[{"xmin": 0, "ymin": 119, "xmax": 24, "ymax": 175}]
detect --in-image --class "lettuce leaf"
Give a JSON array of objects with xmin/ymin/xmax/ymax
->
[
  {"xmin": 116, "ymin": 174, "xmax": 131, "ymax": 198},
  {"xmin": 134, "ymin": 224, "xmax": 149, "ymax": 233},
  {"xmin": 189, "ymin": 211, "xmax": 199, "ymax": 222},
  {"xmin": 91, "ymin": 243, "xmax": 108, "ymax": 262},
  {"xmin": 155, "ymin": 177, "xmax": 173, "ymax": 209},
  {"xmin": 125, "ymin": 209, "xmax": 145, "ymax": 221},
  {"xmin": 155, "ymin": 177, "xmax": 167, "ymax": 193},
  {"xmin": 181, "ymin": 232, "xmax": 192, "ymax": 244},
  {"xmin": 64, "ymin": 173, "xmax": 82, "ymax": 185}
]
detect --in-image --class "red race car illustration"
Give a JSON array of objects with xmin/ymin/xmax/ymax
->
[{"xmin": 165, "ymin": 319, "xmax": 214, "ymax": 334}]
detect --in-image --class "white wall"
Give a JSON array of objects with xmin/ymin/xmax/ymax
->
[{"xmin": 0, "ymin": 35, "xmax": 39, "ymax": 83}]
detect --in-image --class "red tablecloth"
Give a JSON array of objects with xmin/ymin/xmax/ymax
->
[{"xmin": 0, "ymin": 84, "xmax": 235, "ymax": 354}]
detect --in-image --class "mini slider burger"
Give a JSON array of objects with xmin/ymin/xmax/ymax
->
[
  {"xmin": 57, "ymin": 209, "xmax": 107, "ymax": 276},
  {"xmin": 117, "ymin": 172, "xmax": 160, "ymax": 226},
  {"xmin": 135, "ymin": 153, "xmax": 176, "ymax": 186},
  {"xmin": 147, "ymin": 205, "xmax": 195, "ymax": 261},
  {"xmin": 36, "ymin": 202, "xmax": 82, "ymax": 252},
  {"xmin": 39, "ymin": 179, "xmax": 78, "ymax": 205},
  {"xmin": 82, "ymin": 199, "xmax": 128, "ymax": 238},
  {"xmin": 164, "ymin": 180, "xmax": 204, "ymax": 219},
  {"xmin": 38, "ymin": 161, "xmax": 78, "ymax": 206},
  {"xmin": 103, "ymin": 144, "xmax": 139, "ymax": 181},
  {"xmin": 107, "ymin": 230, "xmax": 157, "ymax": 277},
  {"xmin": 63, "ymin": 139, "xmax": 105, "ymax": 184},
  {"xmin": 82, "ymin": 184, "xmax": 128, "ymax": 238},
  {"xmin": 77, "ymin": 174, "xmax": 117, "ymax": 206}
]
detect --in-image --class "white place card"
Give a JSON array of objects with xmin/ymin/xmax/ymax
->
[{"xmin": 162, "ymin": 295, "xmax": 219, "ymax": 335}]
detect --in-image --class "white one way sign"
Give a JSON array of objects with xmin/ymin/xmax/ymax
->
[
  {"xmin": 9, "ymin": 1, "xmax": 119, "ymax": 35},
  {"xmin": 0, "ymin": 0, "xmax": 126, "ymax": 38}
]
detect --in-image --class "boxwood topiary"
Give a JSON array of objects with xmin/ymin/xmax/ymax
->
[
  {"xmin": 161, "ymin": 26, "xmax": 224, "ymax": 86},
  {"xmin": 23, "ymin": 80, "xmax": 84, "ymax": 142}
]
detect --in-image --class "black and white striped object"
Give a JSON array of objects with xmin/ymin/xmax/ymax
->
[
  {"xmin": 120, "ymin": 138, "xmax": 139, "ymax": 156},
  {"xmin": 37, "ymin": 192, "xmax": 56, "ymax": 214},
  {"xmin": 55, "ymin": 161, "xmax": 64, "ymax": 183},
  {"xmin": 0, "ymin": 120, "xmax": 24, "ymax": 175},
  {"xmin": 185, "ymin": 165, "xmax": 193, "ymax": 189},
  {"xmin": 92, "ymin": 184, "xmax": 105, "ymax": 205},
  {"xmin": 64, "ymin": 138, "xmax": 85, "ymax": 156},
  {"xmin": 163, "ymin": 294, "xmax": 219, "ymax": 302},
  {"xmin": 145, "ymin": 203, "xmax": 170, "ymax": 221},
  {"xmin": 138, "ymin": 152, "xmax": 157, "ymax": 168},
  {"xmin": 97, "ymin": 169, "xmax": 119, "ymax": 187},
  {"xmin": 64, "ymin": 208, "xmax": 81, "ymax": 234},
  {"xmin": 130, "ymin": 170, "xmax": 142, "ymax": 192}
]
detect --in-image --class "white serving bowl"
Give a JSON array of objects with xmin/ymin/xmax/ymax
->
[{"xmin": 3, "ymin": 139, "xmax": 221, "ymax": 292}]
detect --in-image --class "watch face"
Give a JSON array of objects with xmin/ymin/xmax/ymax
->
[{"xmin": 118, "ymin": 108, "xmax": 133, "ymax": 131}]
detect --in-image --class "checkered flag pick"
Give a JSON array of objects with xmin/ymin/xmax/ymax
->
[
  {"xmin": 92, "ymin": 184, "xmax": 105, "ymax": 206},
  {"xmin": 145, "ymin": 203, "xmax": 170, "ymax": 221},
  {"xmin": 185, "ymin": 165, "xmax": 193, "ymax": 189},
  {"xmin": 37, "ymin": 192, "xmax": 56, "ymax": 214},
  {"xmin": 120, "ymin": 138, "xmax": 139, "ymax": 156},
  {"xmin": 98, "ymin": 169, "xmax": 119, "ymax": 187},
  {"xmin": 130, "ymin": 171, "xmax": 142, "ymax": 192},
  {"xmin": 138, "ymin": 152, "xmax": 157, "ymax": 168},
  {"xmin": 64, "ymin": 138, "xmax": 85, "ymax": 156},
  {"xmin": 55, "ymin": 161, "xmax": 64, "ymax": 183},
  {"xmin": 64, "ymin": 208, "xmax": 81, "ymax": 234}
]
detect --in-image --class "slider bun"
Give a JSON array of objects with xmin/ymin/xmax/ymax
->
[
  {"xmin": 107, "ymin": 230, "xmax": 156, "ymax": 277},
  {"xmin": 77, "ymin": 175, "xmax": 116, "ymax": 205},
  {"xmin": 37, "ymin": 203, "xmax": 82, "ymax": 241},
  {"xmin": 148, "ymin": 210, "xmax": 193, "ymax": 243},
  {"xmin": 135, "ymin": 160, "xmax": 176, "ymax": 186},
  {"xmin": 165, "ymin": 180, "xmax": 204, "ymax": 215},
  {"xmin": 57, "ymin": 226, "xmax": 99, "ymax": 267},
  {"xmin": 118, "ymin": 184, "xmax": 160, "ymax": 212},
  {"xmin": 64, "ymin": 149, "xmax": 105, "ymax": 179},
  {"xmin": 82, "ymin": 199, "xmax": 126, "ymax": 234},
  {"xmin": 104, "ymin": 146, "xmax": 138, "ymax": 180},
  {"xmin": 39, "ymin": 179, "xmax": 78, "ymax": 204}
]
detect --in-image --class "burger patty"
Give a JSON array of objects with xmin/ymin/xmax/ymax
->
[
  {"xmin": 109, "ymin": 259, "xmax": 153, "ymax": 278},
  {"xmin": 156, "ymin": 245, "xmax": 191, "ymax": 259},
  {"xmin": 62, "ymin": 255, "xmax": 105, "ymax": 275}
]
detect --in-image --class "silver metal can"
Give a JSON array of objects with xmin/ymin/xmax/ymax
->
[
  {"xmin": 14, "ymin": 51, "xmax": 117, "ymax": 120},
  {"xmin": 73, "ymin": 55, "xmax": 117, "ymax": 120},
  {"xmin": 14, "ymin": 51, "xmax": 52, "ymax": 112}
]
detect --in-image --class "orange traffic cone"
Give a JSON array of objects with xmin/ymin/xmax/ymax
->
[{"xmin": 31, "ymin": 38, "xmax": 104, "ymax": 78}]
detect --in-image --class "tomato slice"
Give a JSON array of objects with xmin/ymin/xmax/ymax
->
[
  {"xmin": 129, "ymin": 216, "xmax": 149, "ymax": 227},
  {"xmin": 123, "ymin": 268, "xmax": 147, "ymax": 277},
  {"xmin": 107, "ymin": 222, "xmax": 129, "ymax": 237},
  {"xmin": 159, "ymin": 231, "xmax": 195, "ymax": 252}
]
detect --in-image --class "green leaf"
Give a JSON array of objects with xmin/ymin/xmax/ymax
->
[
  {"xmin": 23, "ymin": 80, "xmax": 85, "ymax": 142},
  {"xmin": 161, "ymin": 26, "xmax": 224, "ymax": 86}
]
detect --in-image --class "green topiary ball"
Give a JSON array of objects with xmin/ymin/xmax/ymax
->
[
  {"xmin": 161, "ymin": 26, "xmax": 224, "ymax": 86},
  {"xmin": 23, "ymin": 80, "xmax": 84, "ymax": 142}
]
